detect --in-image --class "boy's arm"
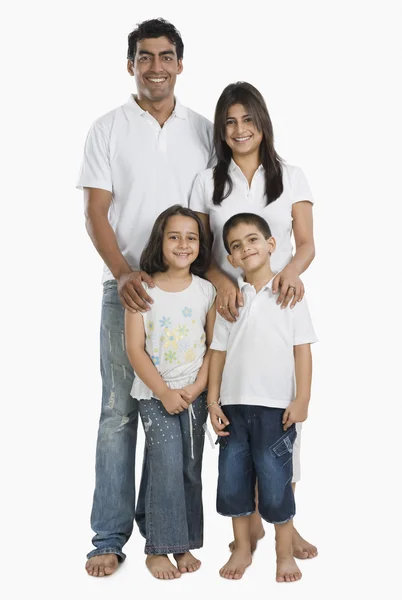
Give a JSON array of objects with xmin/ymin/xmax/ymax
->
[
  {"xmin": 207, "ymin": 350, "xmax": 230, "ymax": 436},
  {"xmin": 124, "ymin": 311, "xmax": 189, "ymax": 413},
  {"xmin": 282, "ymin": 343, "xmax": 312, "ymax": 431}
]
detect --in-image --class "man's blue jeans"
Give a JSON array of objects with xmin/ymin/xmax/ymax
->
[{"xmin": 87, "ymin": 281, "xmax": 138, "ymax": 561}]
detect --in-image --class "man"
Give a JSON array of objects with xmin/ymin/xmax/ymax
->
[{"xmin": 77, "ymin": 18, "xmax": 213, "ymax": 577}]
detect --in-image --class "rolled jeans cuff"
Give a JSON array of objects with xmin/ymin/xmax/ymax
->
[{"xmin": 87, "ymin": 547, "xmax": 126, "ymax": 562}]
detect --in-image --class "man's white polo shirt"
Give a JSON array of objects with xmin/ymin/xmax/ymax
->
[
  {"xmin": 211, "ymin": 276, "xmax": 318, "ymax": 408},
  {"xmin": 76, "ymin": 96, "xmax": 213, "ymax": 282}
]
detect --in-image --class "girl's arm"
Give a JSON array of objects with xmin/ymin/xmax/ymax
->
[
  {"xmin": 207, "ymin": 349, "xmax": 230, "ymax": 436},
  {"xmin": 125, "ymin": 311, "xmax": 189, "ymax": 413},
  {"xmin": 282, "ymin": 343, "xmax": 312, "ymax": 431},
  {"xmin": 196, "ymin": 212, "xmax": 243, "ymax": 323},
  {"xmin": 272, "ymin": 201, "xmax": 315, "ymax": 308}
]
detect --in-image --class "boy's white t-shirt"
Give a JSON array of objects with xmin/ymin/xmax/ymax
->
[
  {"xmin": 210, "ymin": 275, "xmax": 318, "ymax": 409},
  {"xmin": 131, "ymin": 275, "xmax": 216, "ymax": 400}
]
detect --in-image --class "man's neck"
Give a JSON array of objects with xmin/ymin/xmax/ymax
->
[
  {"xmin": 232, "ymin": 151, "xmax": 261, "ymax": 186},
  {"xmin": 135, "ymin": 94, "xmax": 175, "ymax": 127},
  {"xmin": 244, "ymin": 265, "xmax": 275, "ymax": 293}
]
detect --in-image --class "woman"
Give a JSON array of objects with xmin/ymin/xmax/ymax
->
[{"xmin": 190, "ymin": 81, "xmax": 317, "ymax": 561}]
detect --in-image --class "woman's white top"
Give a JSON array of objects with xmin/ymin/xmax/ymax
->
[
  {"xmin": 131, "ymin": 275, "xmax": 216, "ymax": 400},
  {"xmin": 190, "ymin": 160, "xmax": 314, "ymax": 281}
]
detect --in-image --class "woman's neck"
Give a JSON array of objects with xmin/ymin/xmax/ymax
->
[{"xmin": 232, "ymin": 151, "xmax": 261, "ymax": 186}]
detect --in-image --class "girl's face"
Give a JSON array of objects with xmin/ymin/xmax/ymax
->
[
  {"xmin": 225, "ymin": 103, "xmax": 263, "ymax": 159},
  {"xmin": 162, "ymin": 215, "xmax": 200, "ymax": 271}
]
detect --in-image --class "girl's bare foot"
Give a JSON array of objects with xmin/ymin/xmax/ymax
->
[
  {"xmin": 292, "ymin": 527, "xmax": 318, "ymax": 559},
  {"xmin": 85, "ymin": 554, "xmax": 118, "ymax": 577},
  {"xmin": 146, "ymin": 555, "xmax": 181, "ymax": 580},
  {"xmin": 220, "ymin": 548, "xmax": 252, "ymax": 580},
  {"xmin": 276, "ymin": 554, "xmax": 302, "ymax": 583},
  {"xmin": 173, "ymin": 551, "xmax": 201, "ymax": 573}
]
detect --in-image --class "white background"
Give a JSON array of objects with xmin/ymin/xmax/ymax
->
[{"xmin": 2, "ymin": 0, "xmax": 402, "ymax": 598}]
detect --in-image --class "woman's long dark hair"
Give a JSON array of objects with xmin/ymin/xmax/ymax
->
[
  {"xmin": 212, "ymin": 82, "xmax": 283, "ymax": 206},
  {"xmin": 140, "ymin": 205, "xmax": 210, "ymax": 277}
]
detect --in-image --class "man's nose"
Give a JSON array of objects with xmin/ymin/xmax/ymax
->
[{"xmin": 151, "ymin": 56, "xmax": 164, "ymax": 71}]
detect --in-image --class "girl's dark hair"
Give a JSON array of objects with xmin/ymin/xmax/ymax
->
[
  {"xmin": 127, "ymin": 18, "xmax": 184, "ymax": 61},
  {"xmin": 222, "ymin": 213, "xmax": 273, "ymax": 253},
  {"xmin": 212, "ymin": 82, "xmax": 283, "ymax": 206},
  {"xmin": 140, "ymin": 205, "xmax": 210, "ymax": 276}
]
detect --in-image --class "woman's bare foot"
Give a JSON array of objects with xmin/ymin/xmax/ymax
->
[
  {"xmin": 220, "ymin": 547, "xmax": 252, "ymax": 580},
  {"xmin": 85, "ymin": 554, "xmax": 118, "ymax": 577},
  {"xmin": 146, "ymin": 555, "xmax": 181, "ymax": 580},
  {"xmin": 292, "ymin": 527, "xmax": 318, "ymax": 559},
  {"xmin": 173, "ymin": 551, "xmax": 201, "ymax": 573},
  {"xmin": 276, "ymin": 554, "xmax": 302, "ymax": 583}
]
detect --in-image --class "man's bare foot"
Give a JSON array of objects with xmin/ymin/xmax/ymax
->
[
  {"xmin": 276, "ymin": 554, "xmax": 302, "ymax": 583},
  {"xmin": 292, "ymin": 527, "xmax": 318, "ymax": 559},
  {"xmin": 85, "ymin": 554, "xmax": 118, "ymax": 577},
  {"xmin": 173, "ymin": 552, "xmax": 201, "ymax": 573},
  {"xmin": 146, "ymin": 555, "xmax": 181, "ymax": 580},
  {"xmin": 220, "ymin": 548, "xmax": 252, "ymax": 580},
  {"xmin": 229, "ymin": 527, "xmax": 265, "ymax": 553}
]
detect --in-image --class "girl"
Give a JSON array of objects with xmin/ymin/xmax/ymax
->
[
  {"xmin": 125, "ymin": 205, "xmax": 216, "ymax": 580},
  {"xmin": 189, "ymin": 82, "xmax": 317, "ymax": 572}
]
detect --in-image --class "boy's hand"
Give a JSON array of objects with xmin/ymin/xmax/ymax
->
[
  {"xmin": 180, "ymin": 384, "xmax": 203, "ymax": 404},
  {"xmin": 159, "ymin": 389, "xmax": 190, "ymax": 415},
  {"xmin": 282, "ymin": 399, "xmax": 309, "ymax": 431},
  {"xmin": 208, "ymin": 404, "xmax": 230, "ymax": 436}
]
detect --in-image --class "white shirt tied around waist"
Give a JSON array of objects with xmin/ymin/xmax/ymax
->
[
  {"xmin": 210, "ymin": 275, "xmax": 318, "ymax": 409},
  {"xmin": 131, "ymin": 275, "xmax": 216, "ymax": 400},
  {"xmin": 76, "ymin": 96, "xmax": 213, "ymax": 283},
  {"xmin": 189, "ymin": 160, "xmax": 314, "ymax": 281}
]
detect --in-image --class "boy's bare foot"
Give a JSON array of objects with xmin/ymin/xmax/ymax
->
[
  {"xmin": 146, "ymin": 555, "xmax": 181, "ymax": 580},
  {"xmin": 220, "ymin": 547, "xmax": 252, "ymax": 580},
  {"xmin": 173, "ymin": 552, "xmax": 201, "ymax": 573},
  {"xmin": 85, "ymin": 554, "xmax": 118, "ymax": 577},
  {"xmin": 292, "ymin": 527, "xmax": 318, "ymax": 559},
  {"xmin": 276, "ymin": 554, "xmax": 302, "ymax": 583}
]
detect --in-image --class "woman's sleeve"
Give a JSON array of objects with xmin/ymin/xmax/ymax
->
[
  {"xmin": 189, "ymin": 171, "xmax": 210, "ymax": 214},
  {"xmin": 290, "ymin": 166, "xmax": 314, "ymax": 205}
]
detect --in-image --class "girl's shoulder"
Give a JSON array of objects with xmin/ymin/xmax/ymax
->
[{"xmin": 192, "ymin": 276, "xmax": 217, "ymax": 308}]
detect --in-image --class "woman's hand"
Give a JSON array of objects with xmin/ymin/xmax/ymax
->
[
  {"xmin": 216, "ymin": 280, "xmax": 243, "ymax": 323},
  {"xmin": 272, "ymin": 266, "xmax": 304, "ymax": 309},
  {"xmin": 208, "ymin": 404, "xmax": 230, "ymax": 436}
]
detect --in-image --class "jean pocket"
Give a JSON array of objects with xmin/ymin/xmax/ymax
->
[
  {"xmin": 269, "ymin": 426, "xmax": 296, "ymax": 458},
  {"xmin": 216, "ymin": 435, "xmax": 228, "ymax": 449}
]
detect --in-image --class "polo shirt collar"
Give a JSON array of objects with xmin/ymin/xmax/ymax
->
[
  {"xmin": 230, "ymin": 159, "xmax": 264, "ymax": 173},
  {"xmin": 237, "ymin": 274, "xmax": 276, "ymax": 292},
  {"xmin": 125, "ymin": 95, "xmax": 187, "ymax": 119}
]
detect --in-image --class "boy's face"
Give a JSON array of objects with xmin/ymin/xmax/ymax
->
[
  {"xmin": 226, "ymin": 223, "xmax": 275, "ymax": 274},
  {"xmin": 127, "ymin": 36, "xmax": 183, "ymax": 103}
]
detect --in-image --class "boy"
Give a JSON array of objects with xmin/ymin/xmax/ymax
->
[{"xmin": 207, "ymin": 213, "xmax": 317, "ymax": 582}]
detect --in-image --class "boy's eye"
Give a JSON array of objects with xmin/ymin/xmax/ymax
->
[
  {"xmin": 232, "ymin": 244, "xmax": 239, "ymax": 250},
  {"xmin": 250, "ymin": 237, "xmax": 257, "ymax": 242}
]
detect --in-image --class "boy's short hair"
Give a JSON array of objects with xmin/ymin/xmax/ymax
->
[{"xmin": 222, "ymin": 213, "xmax": 272, "ymax": 253}]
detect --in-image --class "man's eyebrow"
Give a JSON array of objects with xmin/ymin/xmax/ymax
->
[{"xmin": 138, "ymin": 50, "xmax": 176, "ymax": 56}]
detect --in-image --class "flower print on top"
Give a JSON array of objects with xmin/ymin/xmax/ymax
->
[
  {"xmin": 159, "ymin": 316, "xmax": 172, "ymax": 328},
  {"xmin": 182, "ymin": 307, "xmax": 192, "ymax": 318}
]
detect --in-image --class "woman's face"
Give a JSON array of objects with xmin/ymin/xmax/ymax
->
[{"xmin": 224, "ymin": 103, "xmax": 263, "ymax": 159}]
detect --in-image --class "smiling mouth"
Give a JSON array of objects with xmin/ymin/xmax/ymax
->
[
  {"xmin": 233, "ymin": 136, "xmax": 252, "ymax": 143},
  {"xmin": 243, "ymin": 253, "xmax": 257, "ymax": 259},
  {"xmin": 146, "ymin": 77, "xmax": 168, "ymax": 84},
  {"xmin": 174, "ymin": 252, "xmax": 191, "ymax": 257}
]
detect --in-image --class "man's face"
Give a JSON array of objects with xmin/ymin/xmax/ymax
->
[{"xmin": 128, "ymin": 36, "xmax": 183, "ymax": 102}]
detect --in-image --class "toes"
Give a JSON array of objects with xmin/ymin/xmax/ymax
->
[
  {"xmin": 104, "ymin": 566, "xmax": 114, "ymax": 575},
  {"xmin": 98, "ymin": 566, "xmax": 105, "ymax": 577}
]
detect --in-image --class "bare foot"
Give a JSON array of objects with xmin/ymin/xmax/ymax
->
[
  {"xmin": 85, "ymin": 554, "xmax": 118, "ymax": 577},
  {"xmin": 292, "ymin": 527, "xmax": 318, "ymax": 559},
  {"xmin": 229, "ymin": 527, "xmax": 265, "ymax": 553},
  {"xmin": 276, "ymin": 554, "xmax": 302, "ymax": 583},
  {"xmin": 220, "ymin": 547, "xmax": 252, "ymax": 580},
  {"xmin": 146, "ymin": 555, "xmax": 181, "ymax": 580},
  {"xmin": 173, "ymin": 551, "xmax": 201, "ymax": 573}
]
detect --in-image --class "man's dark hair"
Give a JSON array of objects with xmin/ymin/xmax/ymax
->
[
  {"xmin": 127, "ymin": 18, "xmax": 184, "ymax": 61},
  {"xmin": 222, "ymin": 213, "xmax": 272, "ymax": 254},
  {"xmin": 140, "ymin": 205, "xmax": 210, "ymax": 276}
]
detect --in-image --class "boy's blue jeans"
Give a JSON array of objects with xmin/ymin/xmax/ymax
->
[
  {"xmin": 87, "ymin": 280, "xmax": 139, "ymax": 561},
  {"xmin": 217, "ymin": 405, "xmax": 296, "ymax": 524},
  {"xmin": 135, "ymin": 394, "xmax": 208, "ymax": 554}
]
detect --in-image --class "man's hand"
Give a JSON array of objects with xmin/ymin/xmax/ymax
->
[
  {"xmin": 117, "ymin": 271, "xmax": 155, "ymax": 313},
  {"xmin": 282, "ymin": 399, "xmax": 309, "ymax": 431},
  {"xmin": 208, "ymin": 403, "xmax": 230, "ymax": 436},
  {"xmin": 216, "ymin": 280, "xmax": 243, "ymax": 323},
  {"xmin": 159, "ymin": 389, "xmax": 190, "ymax": 415},
  {"xmin": 272, "ymin": 266, "xmax": 304, "ymax": 309}
]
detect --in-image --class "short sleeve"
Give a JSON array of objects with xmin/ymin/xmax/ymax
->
[
  {"xmin": 76, "ymin": 123, "xmax": 112, "ymax": 192},
  {"xmin": 189, "ymin": 172, "xmax": 210, "ymax": 214},
  {"xmin": 290, "ymin": 167, "xmax": 314, "ymax": 205},
  {"xmin": 291, "ymin": 296, "xmax": 318, "ymax": 346},
  {"xmin": 206, "ymin": 282, "xmax": 217, "ymax": 311},
  {"xmin": 210, "ymin": 312, "xmax": 232, "ymax": 351}
]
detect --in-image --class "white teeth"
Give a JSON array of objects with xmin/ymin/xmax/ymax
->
[
  {"xmin": 234, "ymin": 136, "xmax": 251, "ymax": 142},
  {"xmin": 148, "ymin": 78, "xmax": 166, "ymax": 82}
]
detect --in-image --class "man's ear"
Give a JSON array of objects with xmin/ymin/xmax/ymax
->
[
  {"xmin": 127, "ymin": 60, "xmax": 135, "ymax": 76},
  {"xmin": 177, "ymin": 58, "xmax": 183, "ymax": 75},
  {"xmin": 227, "ymin": 254, "xmax": 237, "ymax": 268}
]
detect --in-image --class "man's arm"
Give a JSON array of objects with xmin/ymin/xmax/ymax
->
[
  {"xmin": 282, "ymin": 343, "xmax": 312, "ymax": 431},
  {"xmin": 84, "ymin": 187, "xmax": 154, "ymax": 312}
]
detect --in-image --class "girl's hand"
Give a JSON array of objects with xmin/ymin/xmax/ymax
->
[
  {"xmin": 180, "ymin": 384, "xmax": 203, "ymax": 404},
  {"xmin": 159, "ymin": 389, "xmax": 190, "ymax": 415},
  {"xmin": 216, "ymin": 281, "xmax": 243, "ymax": 323},
  {"xmin": 272, "ymin": 267, "xmax": 304, "ymax": 309},
  {"xmin": 282, "ymin": 399, "xmax": 309, "ymax": 431},
  {"xmin": 208, "ymin": 404, "xmax": 230, "ymax": 436}
]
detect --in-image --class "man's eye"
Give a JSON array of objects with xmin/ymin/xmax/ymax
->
[{"xmin": 163, "ymin": 56, "xmax": 172, "ymax": 61}]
